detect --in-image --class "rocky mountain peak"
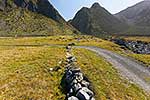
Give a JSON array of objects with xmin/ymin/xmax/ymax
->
[
  {"xmin": 71, "ymin": 2, "xmax": 128, "ymax": 35},
  {"xmin": 91, "ymin": 2, "xmax": 101, "ymax": 8}
]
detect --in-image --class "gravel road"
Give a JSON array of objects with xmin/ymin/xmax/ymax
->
[{"xmin": 78, "ymin": 46, "xmax": 150, "ymax": 92}]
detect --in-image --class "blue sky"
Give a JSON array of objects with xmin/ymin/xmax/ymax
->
[{"xmin": 50, "ymin": 0, "xmax": 143, "ymax": 20}]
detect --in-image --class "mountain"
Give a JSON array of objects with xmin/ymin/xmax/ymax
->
[
  {"xmin": 115, "ymin": 0, "xmax": 150, "ymax": 35},
  {"xmin": 70, "ymin": 3, "xmax": 128, "ymax": 36},
  {"xmin": 0, "ymin": 0, "xmax": 75, "ymax": 36},
  {"xmin": 115, "ymin": 0, "xmax": 150, "ymax": 26}
]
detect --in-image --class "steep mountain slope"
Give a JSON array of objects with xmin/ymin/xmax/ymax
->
[
  {"xmin": 115, "ymin": 0, "xmax": 150, "ymax": 35},
  {"xmin": 0, "ymin": 0, "xmax": 74, "ymax": 36},
  {"xmin": 115, "ymin": 0, "xmax": 150, "ymax": 26},
  {"xmin": 71, "ymin": 3, "xmax": 128, "ymax": 35}
]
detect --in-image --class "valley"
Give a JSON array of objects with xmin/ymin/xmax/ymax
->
[
  {"xmin": 0, "ymin": 36, "xmax": 150, "ymax": 100},
  {"xmin": 0, "ymin": 0, "xmax": 150, "ymax": 100}
]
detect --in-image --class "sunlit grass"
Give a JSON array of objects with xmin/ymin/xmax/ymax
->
[
  {"xmin": 128, "ymin": 54, "xmax": 150, "ymax": 66},
  {"xmin": 0, "ymin": 47, "xmax": 66, "ymax": 100},
  {"xmin": 74, "ymin": 49, "xmax": 150, "ymax": 100},
  {"xmin": 0, "ymin": 35, "xmax": 149, "ymax": 66},
  {"xmin": 0, "ymin": 46, "xmax": 149, "ymax": 100},
  {"xmin": 124, "ymin": 36, "xmax": 150, "ymax": 42}
]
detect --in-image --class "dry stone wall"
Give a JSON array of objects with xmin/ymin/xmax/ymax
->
[{"xmin": 63, "ymin": 44, "xmax": 95, "ymax": 100}]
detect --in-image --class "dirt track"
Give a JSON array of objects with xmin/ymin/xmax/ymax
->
[{"xmin": 79, "ymin": 46, "xmax": 150, "ymax": 92}]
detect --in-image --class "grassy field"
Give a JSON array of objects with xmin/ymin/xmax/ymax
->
[
  {"xmin": 0, "ymin": 35, "xmax": 149, "ymax": 66},
  {"xmin": 124, "ymin": 36, "xmax": 150, "ymax": 42},
  {"xmin": 0, "ymin": 35, "xmax": 123, "ymax": 53},
  {"xmin": 0, "ymin": 46, "xmax": 149, "ymax": 100}
]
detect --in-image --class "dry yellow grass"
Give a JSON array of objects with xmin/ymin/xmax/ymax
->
[
  {"xmin": 0, "ymin": 35, "xmax": 149, "ymax": 66},
  {"xmin": 0, "ymin": 46, "xmax": 149, "ymax": 100},
  {"xmin": 0, "ymin": 35, "xmax": 123, "ymax": 53},
  {"xmin": 0, "ymin": 47, "xmax": 66, "ymax": 100},
  {"xmin": 124, "ymin": 36, "xmax": 150, "ymax": 42},
  {"xmin": 121, "ymin": 36, "xmax": 150, "ymax": 66}
]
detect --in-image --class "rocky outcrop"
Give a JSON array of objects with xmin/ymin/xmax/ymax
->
[
  {"xmin": 0, "ymin": 0, "xmax": 65, "ymax": 22},
  {"xmin": 0, "ymin": 0, "xmax": 74, "ymax": 36},
  {"xmin": 113, "ymin": 39, "xmax": 150, "ymax": 54}
]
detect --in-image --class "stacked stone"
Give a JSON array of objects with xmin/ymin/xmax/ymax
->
[
  {"xmin": 64, "ymin": 44, "xmax": 95, "ymax": 100},
  {"xmin": 113, "ymin": 39, "xmax": 150, "ymax": 54}
]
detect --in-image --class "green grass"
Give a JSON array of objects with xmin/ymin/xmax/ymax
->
[
  {"xmin": 0, "ymin": 35, "xmax": 123, "ymax": 53},
  {"xmin": 124, "ymin": 36, "xmax": 150, "ymax": 42},
  {"xmin": 0, "ymin": 46, "xmax": 149, "ymax": 100},
  {"xmin": 121, "ymin": 36, "xmax": 150, "ymax": 66},
  {"xmin": 0, "ymin": 47, "xmax": 66, "ymax": 100},
  {"xmin": 0, "ymin": 35, "xmax": 149, "ymax": 66},
  {"xmin": 74, "ymin": 49, "xmax": 150, "ymax": 100},
  {"xmin": 0, "ymin": 9, "xmax": 74, "ymax": 36}
]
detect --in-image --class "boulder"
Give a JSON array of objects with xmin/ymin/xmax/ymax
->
[
  {"xmin": 68, "ymin": 96, "xmax": 79, "ymax": 100},
  {"xmin": 113, "ymin": 39, "xmax": 150, "ymax": 54},
  {"xmin": 76, "ymin": 89, "xmax": 90, "ymax": 100}
]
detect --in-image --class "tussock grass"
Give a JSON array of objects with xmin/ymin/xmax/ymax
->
[
  {"xmin": 0, "ymin": 35, "xmax": 123, "ymax": 53},
  {"xmin": 0, "ymin": 47, "xmax": 66, "ymax": 100},
  {"xmin": 0, "ymin": 9, "xmax": 74, "ymax": 36},
  {"xmin": 124, "ymin": 36, "xmax": 150, "ymax": 42},
  {"xmin": 0, "ymin": 46, "xmax": 149, "ymax": 100},
  {"xmin": 0, "ymin": 35, "xmax": 149, "ymax": 66},
  {"xmin": 74, "ymin": 49, "xmax": 150, "ymax": 100}
]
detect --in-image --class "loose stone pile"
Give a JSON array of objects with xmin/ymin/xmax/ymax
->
[
  {"xmin": 63, "ymin": 44, "xmax": 95, "ymax": 100},
  {"xmin": 113, "ymin": 39, "xmax": 150, "ymax": 54}
]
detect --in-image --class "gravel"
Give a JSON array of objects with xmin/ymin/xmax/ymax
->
[{"xmin": 78, "ymin": 46, "xmax": 150, "ymax": 92}]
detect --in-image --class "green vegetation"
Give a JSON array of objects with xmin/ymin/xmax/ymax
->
[
  {"xmin": 0, "ymin": 46, "xmax": 149, "ymax": 100},
  {"xmin": 0, "ymin": 47, "xmax": 66, "ymax": 100},
  {"xmin": 124, "ymin": 36, "xmax": 150, "ymax": 42},
  {"xmin": 0, "ymin": 35, "xmax": 149, "ymax": 66},
  {"xmin": 0, "ymin": 9, "xmax": 74, "ymax": 36},
  {"xmin": 70, "ymin": 3, "xmax": 128, "ymax": 36},
  {"xmin": 122, "ymin": 36, "xmax": 150, "ymax": 66},
  {"xmin": 129, "ymin": 54, "xmax": 150, "ymax": 66},
  {"xmin": 74, "ymin": 49, "xmax": 150, "ymax": 100},
  {"xmin": 0, "ymin": 35, "xmax": 123, "ymax": 53}
]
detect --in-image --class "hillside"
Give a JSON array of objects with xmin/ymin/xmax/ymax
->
[
  {"xmin": 0, "ymin": 0, "xmax": 75, "ymax": 36},
  {"xmin": 0, "ymin": 36, "xmax": 150, "ymax": 100},
  {"xmin": 70, "ymin": 3, "xmax": 128, "ymax": 36},
  {"xmin": 115, "ymin": 0, "xmax": 150, "ymax": 35},
  {"xmin": 115, "ymin": 0, "xmax": 150, "ymax": 26}
]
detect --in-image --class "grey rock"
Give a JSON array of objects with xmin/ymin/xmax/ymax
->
[
  {"xmin": 76, "ymin": 89, "xmax": 90, "ymax": 100},
  {"xmin": 68, "ymin": 96, "xmax": 79, "ymax": 100},
  {"xmin": 81, "ymin": 87, "xmax": 94, "ymax": 97},
  {"xmin": 81, "ymin": 80, "xmax": 90, "ymax": 87},
  {"xmin": 72, "ymin": 83, "xmax": 82, "ymax": 93},
  {"xmin": 74, "ymin": 72, "xmax": 84, "ymax": 82},
  {"xmin": 0, "ymin": 0, "xmax": 6, "ymax": 11},
  {"xmin": 64, "ymin": 46, "xmax": 95, "ymax": 100},
  {"xmin": 0, "ymin": 0, "xmax": 65, "ymax": 23},
  {"xmin": 113, "ymin": 39, "xmax": 150, "ymax": 54}
]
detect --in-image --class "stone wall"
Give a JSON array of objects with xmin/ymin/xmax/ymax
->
[
  {"xmin": 113, "ymin": 39, "xmax": 150, "ymax": 54},
  {"xmin": 62, "ymin": 44, "xmax": 95, "ymax": 100}
]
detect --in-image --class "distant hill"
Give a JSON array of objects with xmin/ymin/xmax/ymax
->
[
  {"xmin": 0, "ymin": 0, "xmax": 75, "ymax": 36},
  {"xmin": 115, "ymin": 0, "xmax": 150, "ymax": 35},
  {"xmin": 70, "ymin": 3, "xmax": 128, "ymax": 36}
]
